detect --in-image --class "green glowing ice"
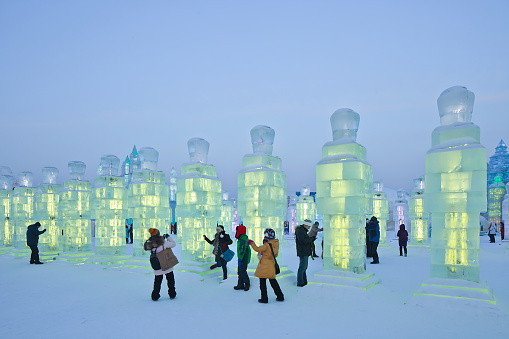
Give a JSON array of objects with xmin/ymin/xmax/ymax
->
[
  {"xmin": 372, "ymin": 182, "xmax": 388, "ymax": 243},
  {"xmin": 12, "ymin": 172, "xmax": 36, "ymax": 249},
  {"xmin": 409, "ymin": 177, "xmax": 429, "ymax": 244},
  {"xmin": 0, "ymin": 189, "xmax": 13, "ymax": 247},
  {"xmin": 296, "ymin": 185, "xmax": 316, "ymax": 226}
]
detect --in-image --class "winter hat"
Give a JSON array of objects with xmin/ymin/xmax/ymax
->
[
  {"xmin": 216, "ymin": 225, "xmax": 224, "ymax": 232},
  {"xmin": 263, "ymin": 228, "xmax": 276, "ymax": 243},
  {"xmin": 148, "ymin": 228, "xmax": 160, "ymax": 237},
  {"xmin": 370, "ymin": 216, "xmax": 378, "ymax": 222},
  {"xmin": 35, "ymin": 222, "xmax": 41, "ymax": 227},
  {"xmin": 303, "ymin": 219, "xmax": 313, "ymax": 227},
  {"xmin": 235, "ymin": 224, "xmax": 246, "ymax": 239},
  {"xmin": 399, "ymin": 224, "xmax": 406, "ymax": 230}
]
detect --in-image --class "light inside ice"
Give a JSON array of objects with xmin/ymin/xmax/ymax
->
[
  {"xmin": 372, "ymin": 181, "xmax": 388, "ymax": 243},
  {"xmin": 409, "ymin": 176, "xmax": 428, "ymax": 244},
  {"xmin": 0, "ymin": 175, "xmax": 14, "ymax": 190},
  {"xmin": 42, "ymin": 167, "xmax": 59, "ymax": 185},
  {"xmin": 296, "ymin": 184, "xmax": 316, "ymax": 227},
  {"xmin": 36, "ymin": 168, "xmax": 61, "ymax": 252},
  {"xmin": 18, "ymin": 172, "xmax": 33, "ymax": 187}
]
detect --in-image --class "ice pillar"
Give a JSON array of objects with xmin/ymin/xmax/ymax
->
[
  {"xmin": 35, "ymin": 167, "xmax": 61, "ymax": 252},
  {"xmin": 426, "ymin": 86, "xmax": 486, "ymax": 282},
  {"xmin": 0, "ymin": 172, "xmax": 14, "ymax": 246},
  {"xmin": 237, "ymin": 126, "xmax": 287, "ymax": 249},
  {"xmin": 12, "ymin": 172, "xmax": 35, "ymax": 249},
  {"xmin": 59, "ymin": 161, "xmax": 92, "ymax": 253},
  {"xmin": 128, "ymin": 147, "xmax": 170, "ymax": 257},
  {"xmin": 92, "ymin": 155, "xmax": 128, "ymax": 255},
  {"xmin": 394, "ymin": 189, "xmax": 409, "ymax": 228},
  {"xmin": 220, "ymin": 191, "xmax": 234, "ymax": 233},
  {"xmin": 372, "ymin": 181, "xmax": 388, "ymax": 243},
  {"xmin": 316, "ymin": 109, "xmax": 373, "ymax": 273},
  {"xmin": 502, "ymin": 183, "xmax": 509, "ymax": 232},
  {"xmin": 296, "ymin": 185, "xmax": 316, "ymax": 227},
  {"xmin": 487, "ymin": 175, "xmax": 506, "ymax": 223},
  {"xmin": 177, "ymin": 138, "xmax": 222, "ymax": 262},
  {"xmin": 409, "ymin": 177, "xmax": 429, "ymax": 244}
]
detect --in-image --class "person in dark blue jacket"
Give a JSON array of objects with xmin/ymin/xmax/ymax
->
[
  {"xmin": 365, "ymin": 216, "xmax": 380, "ymax": 264},
  {"xmin": 26, "ymin": 222, "xmax": 46, "ymax": 264}
]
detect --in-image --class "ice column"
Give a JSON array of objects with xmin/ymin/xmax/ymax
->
[
  {"xmin": 409, "ymin": 177, "xmax": 429, "ymax": 244},
  {"xmin": 12, "ymin": 172, "xmax": 35, "ymax": 249},
  {"xmin": 177, "ymin": 138, "xmax": 222, "ymax": 262},
  {"xmin": 487, "ymin": 175, "xmax": 506, "ymax": 223},
  {"xmin": 287, "ymin": 195, "xmax": 298, "ymax": 234},
  {"xmin": 92, "ymin": 155, "xmax": 128, "ymax": 255},
  {"xmin": 237, "ymin": 126, "xmax": 287, "ymax": 248},
  {"xmin": 394, "ymin": 189, "xmax": 409, "ymax": 228},
  {"xmin": 372, "ymin": 181, "xmax": 388, "ymax": 243},
  {"xmin": 220, "ymin": 191, "xmax": 234, "ymax": 232},
  {"xmin": 0, "ymin": 172, "xmax": 14, "ymax": 246},
  {"xmin": 316, "ymin": 109, "xmax": 373, "ymax": 273},
  {"xmin": 169, "ymin": 167, "xmax": 177, "ymax": 226},
  {"xmin": 296, "ymin": 185, "xmax": 316, "ymax": 227},
  {"xmin": 128, "ymin": 147, "xmax": 170, "ymax": 257},
  {"xmin": 59, "ymin": 161, "xmax": 92, "ymax": 252},
  {"xmin": 426, "ymin": 86, "xmax": 486, "ymax": 282},
  {"xmin": 35, "ymin": 167, "xmax": 61, "ymax": 252}
]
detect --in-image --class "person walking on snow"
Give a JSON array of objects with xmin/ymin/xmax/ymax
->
[
  {"xmin": 366, "ymin": 216, "xmax": 380, "ymax": 264},
  {"xmin": 26, "ymin": 221, "xmax": 46, "ymax": 264},
  {"xmin": 309, "ymin": 221, "xmax": 323, "ymax": 258},
  {"xmin": 397, "ymin": 224, "xmax": 408, "ymax": 257},
  {"xmin": 247, "ymin": 228, "xmax": 284, "ymax": 303},
  {"xmin": 203, "ymin": 225, "xmax": 233, "ymax": 280},
  {"xmin": 488, "ymin": 223, "xmax": 496, "ymax": 243},
  {"xmin": 234, "ymin": 224, "xmax": 251, "ymax": 291},
  {"xmin": 143, "ymin": 228, "xmax": 177, "ymax": 301},
  {"xmin": 295, "ymin": 219, "xmax": 313, "ymax": 286}
]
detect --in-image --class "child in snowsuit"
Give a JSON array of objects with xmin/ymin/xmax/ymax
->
[{"xmin": 397, "ymin": 224, "xmax": 408, "ymax": 257}]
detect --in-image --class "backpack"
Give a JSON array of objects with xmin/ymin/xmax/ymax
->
[{"xmin": 150, "ymin": 248, "xmax": 161, "ymax": 270}]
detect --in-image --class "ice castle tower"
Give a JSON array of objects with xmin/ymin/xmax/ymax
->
[
  {"xmin": 0, "ymin": 170, "xmax": 14, "ymax": 247},
  {"xmin": 35, "ymin": 167, "xmax": 61, "ymax": 252}
]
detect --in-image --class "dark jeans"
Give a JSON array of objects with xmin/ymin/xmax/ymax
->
[
  {"xmin": 259, "ymin": 278, "xmax": 284, "ymax": 301},
  {"xmin": 297, "ymin": 256, "xmax": 309, "ymax": 285},
  {"xmin": 29, "ymin": 245, "xmax": 39, "ymax": 263},
  {"xmin": 152, "ymin": 271, "xmax": 176, "ymax": 300},
  {"xmin": 489, "ymin": 234, "xmax": 496, "ymax": 243},
  {"xmin": 369, "ymin": 242, "xmax": 379, "ymax": 263},
  {"xmin": 216, "ymin": 257, "xmax": 227, "ymax": 278},
  {"xmin": 311, "ymin": 241, "xmax": 318, "ymax": 257},
  {"xmin": 399, "ymin": 245, "xmax": 407, "ymax": 256},
  {"xmin": 237, "ymin": 260, "xmax": 250, "ymax": 287}
]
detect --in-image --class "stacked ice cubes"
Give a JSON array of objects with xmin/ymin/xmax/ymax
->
[
  {"xmin": 0, "ymin": 172, "xmax": 14, "ymax": 246},
  {"xmin": 409, "ymin": 177, "xmax": 429, "ymax": 244},
  {"xmin": 372, "ymin": 181, "xmax": 389, "ymax": 243},
  {"xmin": 12, "ymin": 172, "xmax": 35, "ymax": 249},
  {"xmin": 296, "ymin": 185, "xmax": 316, "ymax": 226},
  {"xmin": 35, "ymin": 167, "xmax": 61, "ymax": 252}
]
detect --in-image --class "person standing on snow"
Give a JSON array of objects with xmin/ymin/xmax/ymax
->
[
  {"xmin": 397, "ymin": 224, "xmax": 409, "ymax": 257},
  {"xmin": 233, "ymin": 224, "xmax": 251, "ymax": 291},
  {"xmin": 295, "ymin": 219, "xmax": 313, "ymax": 286},
  {"xmin": 26, "ymin": 222, "xmax": 46, "ymax": 264},
  {"xmin": 308, "ymin": 221, "xmax": 323, "ymax": 258},
  {"xmin": 366, "ymin": 216, "xmax": 380, "ymax": 264},
  {"xmin": 488, "ymin": 223, "xmax": 496, "ymax": 243},
  {"xmin": 203, "ymin": 225, "xmax": 233, "ymax": 280}
]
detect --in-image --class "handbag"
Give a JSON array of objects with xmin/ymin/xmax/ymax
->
[
  {"xmin": 268, "ymin": 243, "xmax": 280, "ymax": 275},
  {"xmin": 150, "ymin": 249, "xmax": 161, "ymax": 270},
  {"xmin": 219, "ymin": 245, "xmax": 235, "ymax": 262},
  {"xmin": 156, "ymin": 246, "xmax": 179, "ymax": 271}
]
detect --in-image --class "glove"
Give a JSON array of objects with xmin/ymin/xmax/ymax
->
[
  {"xmin": 42, "ymin": 229, "xmax": 47, "ymax": 233},
  {"xmin": 247, "ymin": 239, "xmax": 253, "ymax": 245},
  {"xmin": 202, "ymin": 235, "xmax": 206, "ymax": 238}
]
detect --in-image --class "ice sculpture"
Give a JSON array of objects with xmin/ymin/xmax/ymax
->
[
  {"xmin": 35, "ymin": 167, "xmax": 61, "ymax": 252},
  {"xmin": 220, "ymin": 191, "xmax": 234, "ymax": 232},
  {"xmin": 169, "ymin": 167, "xmax": 178, "ymax": 225},
  {"xmin": 372, "ymin": 181, "xmax": 388, "ymax": 244},
  {"xmin": 296, "ymin": 185, "xmax": 316, "ymax": 228},
  {"xmin": 59, "ymin": 161, "xmax": 92, "ymax": 252},
  {"xmin": 121, "ymin": 156, "xmax": 130, "ymax": 187},
  {"xmin": 177, "ymin": 138, "xmax": 222, "ymax": 261},
  {"xmin": 487, "ymin": 140, "xmax": 509, "ymax": 185},
  {"xmin": 409, "ymin": 177, "xmax": 429, "ymax": 244},
  {"xmin": 128, "ymin": 147, "xmax": 170, "ymax": 257},
  {"xmin": 0, "ymin": 173, "xmax": 14, "ymax": 246},
  {"xmin": 287, "ymin": 195, "xmax": 298, "ymax": 234},
  {"xmin": 316, "ymin": 109, "xmax": 373, "ymax": 273},
  {"xmin": 394, "ymin": 189, "xmax": 409, "ymax": 228},
  {"xmin": 502, "ymin": 183, "xmax": 509, "ymax": 235},
  {"xmin": 92, "ymin": 155, "xmax": 127, "ymax": 255},
  {"xmin": 425, "ymin": 86, "xmax": 486, "ymax": 282},
  {"xmin": 237, "ymin": 126, "xmax": 287, "ymax": 253},
  {"xmin": 487, "ymin": 175, "xmax": 506, "ymax": 223},
  {"xmin": 12, "ymin": 172, "xmax": 35, "ymax": 249}
]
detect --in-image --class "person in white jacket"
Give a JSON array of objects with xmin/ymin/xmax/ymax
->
[
  {"xmin": 144, "ymin": 228, "xmax": 177, "ymax": 301},
  {"xmin": 488, "ymin": 223, "xmax": 497, "ymax": 243}
]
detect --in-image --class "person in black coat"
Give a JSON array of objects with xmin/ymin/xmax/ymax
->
[
  {"xmin": 295, "ymin": 219, "xmax": 313, "ymax": 286},
  {"xmin": 26, "ymin": 222, "xmax": 46, "ymax": 264},
  {"xmin": 397, "ymin": 224, "xmax": 409, "ymax": 257},
  {"xmin": 203, "ymin": 225, "xmax": 233, "ymax": 280}
]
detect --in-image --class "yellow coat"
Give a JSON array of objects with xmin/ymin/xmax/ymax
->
[{"xmin": 249, "ymin": 239, "xmax": 279, "ymax": 279}]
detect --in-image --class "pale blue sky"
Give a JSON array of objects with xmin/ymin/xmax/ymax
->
[{"xmin": 1, "ymin": 0, "xmax": 508, "ymax": 196}]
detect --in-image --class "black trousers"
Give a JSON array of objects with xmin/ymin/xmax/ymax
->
[
  {"xmin": 489, "ymin": 234, "xmax": 496, "ymax": 243},
  {"xmin": 152, "ymin": 272, "xmax": 176, "ymax": 300},
  {"xmin": 369, "ymin": 242, "xmax": 379, "ymax": 263},
  {"xmin": 237, "ymin": 261, "xmax": 250, "ymax": 287},
  {"xmin": 259, "ymin": 278, "xmax": 284, "ymax": 301},
  {"xmin": 399, "ymin": 245, "xmax": 407, "ymax": 256},
  {"xmin": 29, "ymin": 245, "xmax": 39, "ymax": 263}
]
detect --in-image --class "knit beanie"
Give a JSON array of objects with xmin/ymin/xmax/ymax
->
[
  {"xmin": 263, "ymin": 228, "xmax": 276, "ymax": 243},
  {"xmin": 148, "ymin": 228, "xmax": 160, "ymax": 237},
  {"xmin": 235, "ymin": 224, "xmax": 246, "ymax": 239},
  {"xmin": 303, "ymin": 219, "xmax": 313, "ymax": 227}
]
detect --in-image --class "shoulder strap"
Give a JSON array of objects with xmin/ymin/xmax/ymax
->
[{"xmin": 268, "ymin": 243, "xmax": 277, "ymax": 261}]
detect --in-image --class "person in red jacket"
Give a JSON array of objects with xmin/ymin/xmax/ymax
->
[{"xmin": 397, "ymin": 224, "xmax": 408, "ymax": 257}]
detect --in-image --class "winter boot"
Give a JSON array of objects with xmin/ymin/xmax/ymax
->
[
  {"xmin": 258, "ymin": 298, "xmax": 268, "ymax": 304},
  {"xmin": 34, "ymin": 261, "xmax": 44, "ymax": 265},
  {"xmin": 244, "ymin": 283, "xmax": 250, "ymax": 291},
  {"xmin": 210, "ymin": 264, "xmax": 217, "ymax": 270},
  {"xmin": 233, "ymin": 285, "xmax": 244, "ymax": 290}
]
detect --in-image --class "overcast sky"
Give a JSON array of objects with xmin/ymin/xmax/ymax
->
[{"xmin": 1, "ymin": 1, "xmax": 508, "ymax": 197}]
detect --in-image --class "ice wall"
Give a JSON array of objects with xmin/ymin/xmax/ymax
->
[
  {"xmin": 219, "ymin": 191, "xmax": 234, "ymax": 233},
  {"xmin": 128, "ymin": 147, "xmax": 170, "ymax": 257},
  {"xmin": 316, "ymin": 109, "xmax": 373, "ymax": 273},
  {"xmin": 92, "ymin": 155, "xmax": 127, "ymax": 255},
  {"xmin": 426, "ymin": 86, "xmax": 486, "ymax": 282},
  {"xmin": 177, "ymin": 138, "xmax": 222, "ymax": 262},
  {"xmin": 296, "ymin": 185, "xmax": 316, "ymax": 227},
  {"xmin": 394, "ymin": 189, "xmax": 409, "ymax": 229},
  {"xmin": 372, "ymin": 181, "xmax": 388, "ymax": 243},
  {"xmin": 59, "ymin": 162, "xmax": 92, "ymax": 253},
  {"xmin": 237, "ymin": 126, "xmax": 287, "ymax": 251},
  {"xmin": 12, "ymin": 172, "xmax": 35, "ymax": 249},
  {"xmin": 409, "ymin": 177, "xmax": 429, "ymax": 244},
  {"xmin": 487, "ymin": 175, "xmax": 506, "ymax": 223},
  {"xmin": 0, "ymin": 173, "xmax": 14, "ymax": 247},
  {"xmin": 35, "ymin": 167, "xmax": 61, "ymax": 252}
]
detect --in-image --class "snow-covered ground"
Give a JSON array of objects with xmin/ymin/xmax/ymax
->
[{"xmin": 1, "ymin": 232, "xmax": 507, "ymax": 339}]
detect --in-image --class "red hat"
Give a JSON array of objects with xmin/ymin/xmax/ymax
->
[
  {"xmin": 148, "ymin": 228, "xmax": 160, "ymax": 237},
  {"xmin": 235, "ymin": 224, "xmax": 246, "ymax": 239}
]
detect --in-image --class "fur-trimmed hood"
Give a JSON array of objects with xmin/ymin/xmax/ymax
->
[{"xmin": 144, "ymin": 236, "xmax": 164, "ymax": 251}]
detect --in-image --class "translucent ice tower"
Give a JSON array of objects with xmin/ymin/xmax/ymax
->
[
  {"xmin": 92, "ymin": 155, "xmax": 128, "ymax": 255},
  {"xmin": 59, "ymin": 161, "xmax": 92, "ymax": 252},
  {"xmin": 0, "ymin": 172, "xmax": 14, "ymax": 246},
  {"xmin": 296, "ymin": 185, "xmax": 316, "ymax": 226},
  {"xmin": 177, "ymin": 138, "xmax": 222, "ymax": 262},
  {"xmin": 35, "ymin": 167, "xmax": 61, "ymax": 252},
  {"xmin": 409, "ymin": 177, "xmax": 429, "ymax": 244},
  {"xmin": 128, "ymin": 147, "xmax": 170, "ymax": 257},
  {"xmin": 394, "ymin": 189, "xmax": 409, "ymax": 228},
  {"xmin": 237, "ymin": 126, "xmax": 287, "ymax": 254},
  {"xmin": 219, "ymin": 191, "xmax": 234, "ymax": 232},
  {"xmin": 425, "ymin": 86, "xmax": 486, "ymax": 282},
  {"xmin": 12, "ymin": 171, "xmax": 35, "ymax": 249},
  {"xmin": 502, "ymin": 183, "xmax": 509, "ymax": 235},
  {"xmin": 487, "ymin": 175, "xmax": 506, "ymax": 223},
  {"xmin": 287, "ymin": 195, "xmax": 298, "ymax": 234},
  {"xmin": 372, "ymin": 181, "xmax": 388, "ymax": 243},
  {"xmin": 316, "ymin": 109, "xmax": 373, "ymax": 273}
]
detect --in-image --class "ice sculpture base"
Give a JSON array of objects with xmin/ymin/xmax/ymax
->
[
  {"xmin": 310, "ymin": 270, "xmax": 380, "ymax": 290},
  {"xmin": 413, "ymin": 278, "xmax": 496, "ymax": 306},
  {"xmin": 85, "ymin": 255, "xmax": 131, "ymax": 265},
  {"xmin": 57, "ymin": 252, "xmax": 94, "ymax": 263}
]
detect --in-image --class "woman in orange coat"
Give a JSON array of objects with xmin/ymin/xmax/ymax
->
[{"xmin": 248, "ymin": 228, "xmax": 284, "ymax": 303}]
